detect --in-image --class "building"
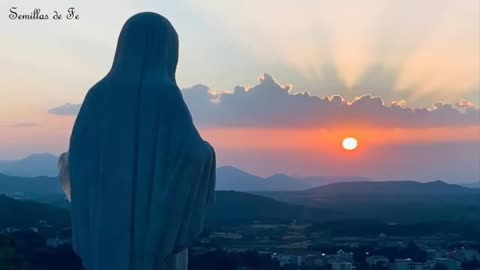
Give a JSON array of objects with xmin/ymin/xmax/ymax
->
[
  {"xmin": 332, "ymin": 262, "xmax": 353, "ymax": 270},
  {"xmin": 45, "ymin": 230, "xmax": 72, "ymax": 248},
  {"xmin": 426, "ymin": 249, "xmax": 446, "ymax": 260},
  {"xmin": 273, "ymin": 254, "xmax": 302, "ymax": 267},
  {"xmin": 208, "ymin": 232, "xmax": 242, "ymax": 240},
  {"xmin": 336, "ymin": 250, "xmax": 354, "ymax": 262},
  {"xmin": 303, "ymin": 254, "xmax": 327, "ymax": 267},
  {"xmin": 454, "ymin": 248, "xmax": 480, "ymax": 262},
  {"xmin": 366, "ymin": 255, "xmax": 389, "ymax": 266},
  {"xmin": 395, "ymin": 259, "xmax": 424, "ymax": 270},
  {"xmin": 46, "ymin": 237, "xmax": 71, "ymax": 248}
]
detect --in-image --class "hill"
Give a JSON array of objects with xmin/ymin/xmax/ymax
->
[
  {"xmin": 216, "ymin": 166, "xmax": 318, "ymax": 191},
  {"xmin": 0, "ymin": 191, "xmax": 339, "ymax": 229},
  {"xmin": 0, "ymin": 153, "xmax": 58, "ymax": 177},
  {"xmin": 461, "ymin": 182, "xmax": 480, "ymax": 189},
  {"xmin": 206, "ymin": 191, "xmax": 340, "ymax": 223},
  {"xmin": 2, "ymin": 168, "xmax": 478, "ymax": 225},
  {"xmin": 255, "ymin": 181, "xmax": 480, "ymax": 223},
  {"xmin": 0, "ymin": 155, "xmax": 370, "ymax": 191},
  {"xmin": 0, "ymin": 195, "xmax": 70, "ymax": 228},
  {"xmin": 216, "ymin": 166, "xmax": 356, "ymax": 191},
  {"xmin": 0, "ymin": 173, "xmax": 62, "ymax": 200}
]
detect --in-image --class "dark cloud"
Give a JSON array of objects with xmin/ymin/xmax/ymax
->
[{"xmin": 50, "ymin": 74, "xmax": 480, "ymax": 128}]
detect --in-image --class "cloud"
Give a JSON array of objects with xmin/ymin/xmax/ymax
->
[
  {"xmin": 456, "ymin": 99, "xmax": 476, "ymax": 110},
  {"xmin": 50, "ymin": 74, "xmax": 479, "ymax": 128},
  {"xmin": 188, "ymin": 0, "xmax": 479, "ymax": 100},
  {"xmin": 182, "ymin": 74, "xmax": 479, "ymax": 128},
  {"xmin": 48, "ymin": 103, "xmax": 81, "ymax": 116}
]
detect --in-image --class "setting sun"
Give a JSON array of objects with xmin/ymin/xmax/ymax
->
[{"xmin": 342, "ymin": 137, "xmax": 358, "ymax": 151}]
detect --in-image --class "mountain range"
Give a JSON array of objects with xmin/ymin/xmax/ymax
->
[
  {"xmin": 0, "ymin": 173, "xmax": 63, "ymax": 199},
  {"xmin": 462, "ymin": 182, "xmax": 480, "ymax": 189},
  {"xmin": 255, "ymin": 180, "xmax": 480, "ymax": 223},
  {"xmin": 1, "ymin": 170, "xmax": 479, "ymax": 225},
  {"xmin": 2, "ymin": 153, "xmax": 477, "ymax": 191},
  {"xmin": 0, "ymin": 153, "xmax": 59, "ymax": 177},
  {"xmin": 216, "ymin": 166, "xmax": 372, "ymax": 191},
  {"xmin": 1, "ymin": 153, "xmax": 478, "ymax": 239},
  {"xmin": 0, "ymin": 191, "xmax": 340, "ymax": 229},
  {"xmin": 0, "ymin": 154, "xmax": 374, "ymax": 192}
]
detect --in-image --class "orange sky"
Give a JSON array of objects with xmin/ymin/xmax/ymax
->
[
  {"xmin": 201, "ymin": 126, "xmax": 480, "ymax": 153},
  {"xmin": 1, "ymin": 112, "xmax": 478, "ymax": 182}
]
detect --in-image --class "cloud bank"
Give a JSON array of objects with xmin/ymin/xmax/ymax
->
[{"xmin": 49, "ymin": 74, "xmax": 479, "ymax": 129}]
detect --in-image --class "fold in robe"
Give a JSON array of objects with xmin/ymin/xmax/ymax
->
[{"xmin": 68, "ymin": 12, "xmax": 216, "ymax": 270}]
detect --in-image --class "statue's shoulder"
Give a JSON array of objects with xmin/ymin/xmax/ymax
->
[
  {"xmin": 85, "ymin": 78, "xmax": 110, "ymax": 98},
  {"xmin": 200, "ymin": 141, "xmax": 215, "ymax": 162},
  {"xmin": 144, "ymin": 80, "xmax": 181, "ymax": 100},
  {"xmin": 203, "ymin": 141, "xmax": 215, "ymax": 154},
  {"xmin": 182, "ymin": 140, "xmax": 214, "ymax": 165},
  {"xmin": 78, "ymin": 79, "xmax": 113, "ymax": 114}
]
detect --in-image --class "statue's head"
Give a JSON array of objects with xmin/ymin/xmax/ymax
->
[{"xmin": 110, "ymin": 12, "xmax": 179, "ymax": 83}]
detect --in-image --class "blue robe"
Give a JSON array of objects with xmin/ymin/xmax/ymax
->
[{"xmin": 67, "ymin": 12, "xmax": 216, "ymax": 270}]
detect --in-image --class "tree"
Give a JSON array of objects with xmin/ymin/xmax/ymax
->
[
  {"xmin": 462, "ymin": 258, "xmax": 480, "ymax": 270},
  {"xmin": 0, "ymin": 234, "xmax": 28, "ymax": 270},
  {"xmin": 431, "ymin": 263, "xmax": 448, "ymax": 270}
]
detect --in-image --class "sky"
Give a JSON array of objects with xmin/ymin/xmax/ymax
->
[{"xmin": 0, "ymin": 0, "xmax": 479, "ymax": 182}]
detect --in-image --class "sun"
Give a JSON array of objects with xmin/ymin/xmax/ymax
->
[{"xmin": 342, "ymin": 137, "xmax": 358, "ymax": 151}]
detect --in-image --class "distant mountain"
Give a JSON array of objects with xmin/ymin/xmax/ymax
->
[
  {"xmin": 216, "ymin": 166, "xmax": 267, "ymax": 191},
  {"xmin": 304, "ymin": 180, "xmax": 477, "ymax": 196},
  {"xmin": 297, "ymin": 175, "xmax": 371, "ymax": 185},
  {"xmin": 216, "ymin": 166, "xmax": 366, "ymax": 191},
  {"xmin": 1, "ymin": 166, "xmax": 318, "ymax": 202},
  {"xmin": 0, "ymin": 169, "xmax": 341, "ymax": 224},
  {"xmin": 461, "ymin": 182, "xmax": 480, "ymax": 189},
  {"xmin": 216, "ymin": 166, "xmax": 320, "ymax": 191},
  {"xmin": 0, "ymin": 161, "xmax": 326, "ymax": 192},
  {"xmin": 0, "ymin": 173, "xmax": 63, "ymax": 202},
  {"xmin": 0, "ymin": 172, "xmax": 338, "ymax": 222},
  {"xmin": 255, "ymin": 181, "xmax": 480, "ymax": 223},
  {"xmin": 0, "ymin": 153, "xmax": 58, "ymax": 177},
  {"xmin": 0, "ymin": 154, "xmax": 369, "ymax": 191},
  {"xmin": 2, "ymin": 176, "xmax": 479, "ymax": 228}
]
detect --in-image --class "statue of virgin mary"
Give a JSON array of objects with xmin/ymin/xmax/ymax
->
[{"xmin": 59, "ymin": 12, "xmax": 216, "ymax": 270}]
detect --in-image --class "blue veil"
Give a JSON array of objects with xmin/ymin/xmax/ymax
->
[{"xmin": 68, "ymin": 12, "xmax": 216, "ymax": 270}]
